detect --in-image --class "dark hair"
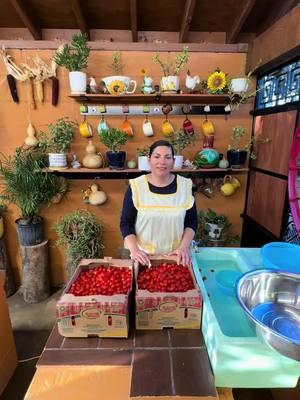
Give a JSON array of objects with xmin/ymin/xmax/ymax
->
[{"xmin": 149, "ymin": 140, "xmax": 175, "ymax": 157}]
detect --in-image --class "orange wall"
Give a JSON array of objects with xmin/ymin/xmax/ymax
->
[{"xmin": 0, "ymin": 49, "xmax": 252, "ymax": 285}]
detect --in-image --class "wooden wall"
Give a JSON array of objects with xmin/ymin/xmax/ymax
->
[{"xmin": 0, "ymin": 49, "xmax": 252, "ymax": 285}]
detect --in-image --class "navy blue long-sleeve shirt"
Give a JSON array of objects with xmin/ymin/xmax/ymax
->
[{"xmin": 120, "ymin": 176, "xmax": 197, "ymax": 239}]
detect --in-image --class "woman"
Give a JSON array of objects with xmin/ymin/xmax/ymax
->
[{"xmin": 120, "ymin": 140, "xmax": 197, "ymax": 266}]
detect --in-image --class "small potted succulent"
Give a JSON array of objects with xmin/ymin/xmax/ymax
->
[
  {"xmin": 54, "ymin": 33, "xmax": 90, "ymax": 94},
  {"xmin": 98, "ymin": 128, "xmax": 129, "ymax": 169},
  {"xmin": 153, "ymin": 47, "xmax": 189, "ymax": 92},
  {"xmin": 136, "ymin": 146, "xmax": 150, "ymax": 171},
  {"xmin": 167, "ymin": 129, "xmax": 195, "ymax": 169},
  {"xmin": 39, "ymin": 117, "xmax": 77, "ymax": 169}
]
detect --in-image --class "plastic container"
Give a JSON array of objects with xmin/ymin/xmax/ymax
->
[
  {"xmin": 261, "ymin": 242, "xmax": 300, "ymax": 274},
  {"xmin": 215, "ymin": 269, "xmax": 241, "ymax": 296}
]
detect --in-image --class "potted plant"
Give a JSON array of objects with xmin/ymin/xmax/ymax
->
[
  {"xmin": 136, "ymin": 146, "xmax": 150, "ymax": 171},
  {"xmin": 167, "ymin": 128, "xmax": 195, "ymax": 169},
  {"xmin": 153, "ymin": 47, "xmax": 189, "ymax": 92},
  {"xmin": 0, "ymin": 147, "xmax": 65, "ymax": 246},
  {"xmin": 39, "ymin": 117, "xmax": 77, "ymax": 169},
  {"xmin": 53, "ymin": 33, "xmax": 90, "ymax": 94},
  {"xmin": 102, "ymin": 51, "xmax": 137, "ymax": 95},
  {"xmin": 98, "ymin": 128, "xmax": 129, "ymax": 170},
  {"xmin": 195, "ymin": 208, "xmax": 240, "ymax": 246},
  {"xmin": 55, "ymin": 209, "xmax": 104, "ymax": 279},
  {"xmin": 201, "ymin": 68, "xmax": 229, "ymax": 95}
]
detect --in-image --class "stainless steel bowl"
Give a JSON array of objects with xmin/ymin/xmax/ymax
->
[{"xmin": 236, "ymin": 269, "xmax": 300, "ymax": 361}]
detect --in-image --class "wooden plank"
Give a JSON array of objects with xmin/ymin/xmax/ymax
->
[
  {"xmin": 130, "ymin": 0, "xmax": 138, "ymax": 42},
  {"xmin": 70, "ymin": 0, "xmax": 90, "ymax": 40},
  {"xmin": 217, "ymin": 388, "xmax": 235, "ymax": 400},
  {"xmin": 8, "ymin": 0, "xmax": 42, "ymax": 40},
  {"xmin": 226, "ymin": 0, "xmax": 256, "ymax": 44},
  {"xmin": 179, "ymin": 0, "xmax": 197, "ymax": 43},
  {"xmin": 0, "ymin": 40, "xmax": 248, "ymax": 52}
]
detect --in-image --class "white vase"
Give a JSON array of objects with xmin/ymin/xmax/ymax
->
[
  {"xmin": 48, "ymin": 153, "xmax": 67, "ymax": 169},
  {"xmin": 138, "ymin": 156, "xmax": 150, "ymax": 171},
  {"xmin": 230, "ymin": 78, "xmax": 249, "ymax": 94},
  {"xmin": 206, "ymin": 223, "xmax": 224, "ymax": 240},
  {"xmin": 69, "ymin": 71, "xmax": 87, "ymax": 94},
  {"xmin": 174, "ymin": 155, "xmax": 184, "ymax": 169},
  {"xmin": 160, "ymin": 76, "xmax": 180, "ymax": 93}
]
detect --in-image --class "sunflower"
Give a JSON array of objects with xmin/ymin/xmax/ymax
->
[
  {"xmin": 207, "ymin": 70, "xmax": 227, "ymax": 93},
  {"xmin": 107, "ymin": 80, "xmax": 126, "ymax": 95},
  {"xmin": 140, "ymin": 67, "xmax": 148, "ymax": 76}
]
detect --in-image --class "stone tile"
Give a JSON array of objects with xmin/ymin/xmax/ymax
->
[
  {"xmin": 169, "ymin": 329, "xmax": 204, "ymax": 348},
  {"xmin": 98, "ymin": 328, "xmax": 134, "ymax": 349},
  {"xmin": 38, "ymin": 349, "xmax": 132, "ymax": 366},
  {"xmin": 130, "ymin": 350, "xmax": 172, "ymax": 397},
  {"xmin": 135, "ymin": 329, "xmax": 169, "ymax": 348},
  {"xmin": 172, "ymin": 348, "xmax": 216, "ymax": 397},
  {"xmin": 44, "ymin": 325, "xmax": 64, "ymax": 349}
]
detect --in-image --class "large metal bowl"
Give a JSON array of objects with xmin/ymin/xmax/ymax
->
[{"xmin": 236, "ymin": 269, "xmax": 300, "ymax": 361}]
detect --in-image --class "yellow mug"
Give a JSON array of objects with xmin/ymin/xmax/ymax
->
[
  {"xmin": 79, "ymin": 121, "xmax": 93, "ymax": 138},
  {"xmin": 202, "ymin": 119, "xmax": 215, "ymax": 136},
  {"xmin": 162, "ymin": 120, "xmax": 174, "ymax": 137}
]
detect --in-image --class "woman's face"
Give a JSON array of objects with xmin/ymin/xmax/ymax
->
[{"xmin": 148, "ymin": 146, "xmax": 174, "ymax": 177}]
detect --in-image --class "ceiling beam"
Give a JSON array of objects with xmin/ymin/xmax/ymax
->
[
  {"xmin": 9, "ymin": 0, "xmax": 42, "ymax": 40},
  {"xmin": 130, "ymin": 0, "xmax": 138, "ymax": 42},
  {"xmin": 179, "ymin": 0, "xmax": 197, "ymax": 43},
  {"xmin": 226, "ymin": 0, "xmax": 256, "ymax": 44},
  {"xmin": 70, "ymin": 0, "xmax": 90, "ymax": 40}
]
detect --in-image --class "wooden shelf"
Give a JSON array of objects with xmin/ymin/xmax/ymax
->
[
  {"xmin": 47, "ymin": 167, "xmax": 249, "ymax": 179},
  {"xmin": 70, "ymin": 93, "xmax": 233, "ymax": 105}
]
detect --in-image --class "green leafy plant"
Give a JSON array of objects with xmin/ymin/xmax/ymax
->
[
  {"xmin": 228, "ymin": 125, "xmax": 271, "ymax": 160},
  {"xmin": 167, "ymin": 129, "xmax": 195, "ymax": 155},
  {"xmin": 152, "ymin": 47, "xmax": 189, "ymax": 76},
  {"xmin": 39, "ymin": 117, "xmax": 77, "ymax": 153},
  {"xmin": 110, "ymin": 50, "xmax": 124, "ymax": 75},
  {"xmin": 98, "ymin": 128, "xmax": 129, "ymax": 153},
  {"xmin": 53, "ymin": 33, "xmax": 90, "ymax": 71},
  {"xmin": 0, "ymin": 147, "xmax": 64, "ymax": 223},
  {"xmin": 55, "ymin": 209, "xmax": 104, "ymax": 278},
  {"xmin": 195, "ymin": 208, "xmax": 240, "ymax": 246},
  {"xmin": 136, "ymin": 146, "xmax": 150, "ymax": 157}
]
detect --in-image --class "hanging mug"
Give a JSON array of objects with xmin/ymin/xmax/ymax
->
[
  {"xmin": 142, "ymin": 118, "xmax": 154, "ymax": 137},
  {"xmin": 79, "ymin": 121, "xmax": 93, "ymax": 138},
  {"xmin": 202, "ymin": 119, "xmax": 215, "ymax": 136},
  {"xmin": 183, "ymin": 117, "xmax": 194, "ymax": 135},
  {"xmin": 97, "ymin": 116, "xmax": 109, "ymax": 134},
  {"xmin": 162, "ymin": 119, "xmax": 174, "ymax": 137},
  {"xmin": 121, "ymin": 117, "xmax": 134, "ymax": 136}
]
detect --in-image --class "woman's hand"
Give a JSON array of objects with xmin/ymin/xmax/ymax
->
[
  {"xmin": 167, "ymin": 247, "xmax": 191, "ymax": 267},
  {"xmin": 130, "ymin": 248, "xmax": 151, "ymax": 266}
]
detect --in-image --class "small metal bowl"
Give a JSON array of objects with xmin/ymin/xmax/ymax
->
[{"xmin": 236, "ymin": 269, "xmax": 300, "ymax": 361}]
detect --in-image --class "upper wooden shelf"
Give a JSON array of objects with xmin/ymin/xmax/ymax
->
[{"xmin": 69, "ymin": 93, "xmax": 233, "ymax": 105}]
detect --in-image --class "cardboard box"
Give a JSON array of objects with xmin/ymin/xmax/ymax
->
[
  {"xmin": 0, "ymin": 271, "xmax": 17, "ymax": 395},
  {"xmin": 135, "ymin": 256, "xmax": 202, "ymax": 330},
  {"xmin": 56, "ymin": 259, "xmax": 133, "ymax": 338}
]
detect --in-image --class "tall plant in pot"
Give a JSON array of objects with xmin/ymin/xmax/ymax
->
[
  {"xmin": 55, "ymin": 209, "xmax": 104, "ymax": 279},
  {"xmin": 167, "ymin": 128, "xmax": 195, "ymax": 169},
  {"xmin": 53, "ymin": 33, "xmax": 90, "ymax": 94},
  {"xmin": 0, "ymin": 147, "xmax": 65, "ymax": 246},
  {"xmin": 98, "ymin": 128, "xmax": 129, "ymax": 170},
  {"xmin": 153, "ymin": 47, "xmax": 189, "ymax": 93},
  {"xmin": 39, "ymin": 117, "xmax": 77, "ymax": 169}
]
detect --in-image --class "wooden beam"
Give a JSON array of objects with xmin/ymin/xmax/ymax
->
[
  {"xmin": 8, "ymin": 0, "xmax": 42, "ymax": 40},
  {"xmin": 130, "ymin": 0, "xmax": 138, "ymax": 42},
  {"xmin": 179, "ymin": 0, "xmax": 197, "ymax": 43},
  {"xmin": 226, "ymin": 0, "xmax": 256, "ymax": 44},
  {"xmin": 0, "ymin": 41, "xmax": 248, "ymax": 52},
  {"xmin": 70, "ymin": 0, "xmax": 90, "ymax": 40}
]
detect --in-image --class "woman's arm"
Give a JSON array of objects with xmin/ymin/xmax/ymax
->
[
  {"xmin": 124, "ymin": 234, "xmax": 151, "ymax": 266},
  {"xmin": 168, "ymin": 227, "xmax": 195, "ymax": 266}
]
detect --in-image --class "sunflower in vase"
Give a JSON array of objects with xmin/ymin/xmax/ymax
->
[{"xmin": 202, "ymin": 68, "xmax": 229, "ymax": 95}]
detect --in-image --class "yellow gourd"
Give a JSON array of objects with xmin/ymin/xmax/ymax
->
[
  {"xmin": 88, "ymin": 184, "xmax": 107, "ymax": 205},
  {"xmin": 82, "ymin": 141, "xmax": 103, "ymax": 169},
  {"xmin": 25, "ymin": 123, "xmax": 38, "ymax": 147}
]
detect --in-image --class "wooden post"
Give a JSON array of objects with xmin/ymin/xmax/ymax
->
[
  {"xmin": 0, "ymin": 238, "xmax": 16, "ymax": 297},
  {"xmin": 21, "ymin": 240, "xmax": 50, "ymax": 303}
]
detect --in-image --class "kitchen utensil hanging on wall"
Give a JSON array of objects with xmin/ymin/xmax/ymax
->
[
  {"xmin": 121, "ymin": 115, "xmax": 134, "ymax": 136},
  {"xmin": 182, "ymin": 104, "xmax": 194, "ymax": 135},
  {"xmin": 97, "ymin": 115, "xmax": 109, "ymax": 134},
  {"xmin": 202, "ymin": 117, "xmax": 215, "ymax": 148},
  {"xmin": 79, "ymin": 115, "xmax": 93, "ymax": 138},
  {"xmin": 161, "ymin": 103, "xmax": 174, "ymax": 137},
  {"xmin": 142, "ymin": 115, "xmax": 154, "ymax": 137}
]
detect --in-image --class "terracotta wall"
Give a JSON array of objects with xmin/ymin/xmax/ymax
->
[
  {"xmin": 247, "ymin": 4, "xmax": 300, "ymax": 70},
  {"xmin": 0, "ymin": 49, "xmax": 252, "ymax": 285}
]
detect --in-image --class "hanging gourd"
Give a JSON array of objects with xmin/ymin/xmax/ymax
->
[
  {"xmin": 88, "ymin": 184, "xmax": 107, "ymax": 205},
  {"xmin": 24, "ymin": 123, "xmax": 38, "ymax": 147}
]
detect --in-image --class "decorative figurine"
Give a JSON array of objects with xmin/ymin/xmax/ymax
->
[
  {"xmin": 89, "ymin": 76, "xmax": 101, "ymax": 94},
  {"xmin": 88, "ymin": 184, "xmax": 107, "ymax": 205},
  {"xmin": 71, "ymin": 154, "xmax": 81, "ymax": 169},
  {"xmin": 185, "ymin": 70, "xmax": 200, "ymax": 93},
  {"xmin": 141, "ymin": 76, "xmax": 155, "ymax": 94}
]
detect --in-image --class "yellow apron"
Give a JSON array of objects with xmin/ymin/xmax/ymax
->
[{"xmin": 129, "ymin": 175, "xmax": 194, "ymax": 255}]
